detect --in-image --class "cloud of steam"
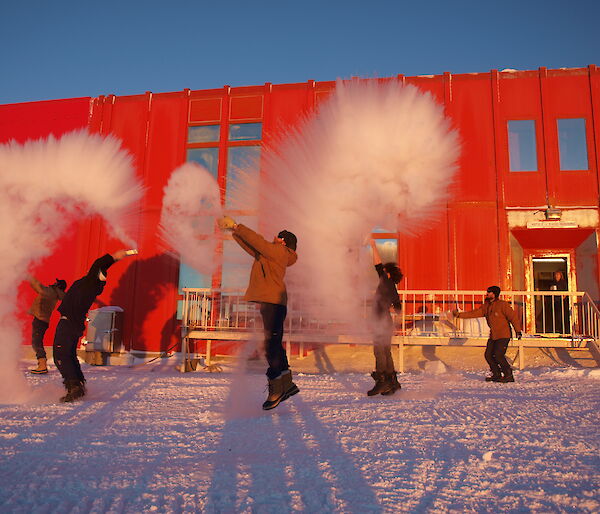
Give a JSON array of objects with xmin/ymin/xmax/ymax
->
[
  {"xmin": 0, "ymin": 130, "xmax": 143, "ymax": 403},
  {"xmin": 158, "ymin": 162, "xmax": 222, "ymax": 275},
  {"xmin": 231, "ymin": 80, "xmax": 460, "ymax": 328}
]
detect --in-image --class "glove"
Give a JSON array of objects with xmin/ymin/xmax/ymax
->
[
  {"xmin": 516, "ymin": 332, "xmax": 522, "ymax": 340},
  {"xmin": 218, "ymin": 216, "xmax": 236, "ymax": 230}
]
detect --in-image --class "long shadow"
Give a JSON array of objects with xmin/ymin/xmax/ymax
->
[
  {"xmin": 204, "ymin": 410, "xmax": 294, "ymax": 511},
  {"xmin": 0, "ymin": 371, "xmax": 155, "ymax": 476},
  {"xmin": 284, "ymin": 395, "xmax": 384, "ymax": 513},
  {"xmin": 204, "ymin": 390, "xmax": 384, "ymax": 513},
  {"xmin": 109, "ymin": 253, "xmax": 180, "ymax": 353}
]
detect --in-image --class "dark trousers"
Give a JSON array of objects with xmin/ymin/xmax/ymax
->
[
  {"xmin": 53, "ymin": 319, "xmax": 85, "ymax": 383},
  {"xmin": 484, "ymin": 338, "xmax": 512, "ymax": 377},
  {"xmin": 373, "ymin": 316, "xmax": 396, "ymax": 374},
  {"xmin": 260, "ymin": 303, "xmax": 289, "ymax": 380},
  {"xmin": 31, "ymin": 317, "xmax": 49, "ymax": 359}
]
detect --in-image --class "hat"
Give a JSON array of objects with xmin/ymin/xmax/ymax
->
[
  {"xmin": 486, "ymin": 285, "xmax": 501, "ymax": 298},
  {"xmin": 53, "ymin": 279, "xmax": 67, "ymax": 291},
  {"xmin": 277, "ymin": 230, "xmax": 297, "ymax": 251}
]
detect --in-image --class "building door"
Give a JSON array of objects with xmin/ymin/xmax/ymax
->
[{"xmin": 529, "ymin": 255, "xmax": 571, "ymax": 334}]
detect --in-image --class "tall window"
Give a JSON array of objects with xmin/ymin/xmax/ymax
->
[
  {"xmin": 508, "ymin": 120, "xmax": 537, "ymax": 172},
  {"xmin": 221, "ymin": 124, "xmax": 262, "ymax": 289},
  {"xmin": 557, "ymin": 118, "xmax": 588, "ymax": 171},
  {"xmin": 178, "ymin": 123, "xmax": 222, "ymax": 293}
]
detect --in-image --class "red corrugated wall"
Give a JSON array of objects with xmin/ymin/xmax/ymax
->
[
  {"xmin": 0, "ymin": 98, "xmax": 91, "ymax": 351},
  {"xmin": 4, "ymin": 67, "xmax": 599, "ymax": 354}
]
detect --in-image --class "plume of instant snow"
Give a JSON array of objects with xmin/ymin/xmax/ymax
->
[
  {"xmin": 0, "ymin": 130, "xmax": 143, "ymax": 403},
  {"xmin": 230, "ymin": 80, "xmax": 460, "ymax": 329},
  {"xmin": 159, "ymin": 162, "xmax": 222, "ymax": 275}
]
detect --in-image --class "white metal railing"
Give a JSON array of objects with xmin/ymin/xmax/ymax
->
[{"xmin": 181, "ymin": 288, "xmax": 600, "ymax": 343}]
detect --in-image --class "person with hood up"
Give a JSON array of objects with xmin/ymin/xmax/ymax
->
[
  {"xmin": 26, "ymin": 276, "xmax": 67, "ymax": 374},
  {"xmin": 453, "ymin": 286, "xmax": 522, "ymax": 383},
  {"xmin": 218, "ymin": 216, "xmax": 298, "ymax": 410},
  {"xmin": 53, "ymin": 249, "xmax": 136, "ymax": 402}
]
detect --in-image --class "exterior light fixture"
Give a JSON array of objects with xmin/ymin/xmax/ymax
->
[{"xmin": 545, "ymin": 208, "xmax": 562, "ymax": 221}]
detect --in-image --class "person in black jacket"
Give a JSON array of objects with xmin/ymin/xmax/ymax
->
[
  {"xmin": 368, "ymin": 239, "xmax": 404, "ymax": 396},
  {"xmin": 53, "ymin": 250, "xmax": 136, "ymax": 402}
]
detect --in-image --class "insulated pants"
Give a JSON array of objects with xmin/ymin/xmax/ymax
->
[
  {"xmin": 260, "ymin": 303, "xmax": 289, "ymax": 380},
  {"xmin": 373, "ymin": 315, "xmax": 396, "ymax": 374},
  {"xmin": 53, "ymin": 318, "xmax": 85, "ymax": 383},
  {"xmin": 484, "ymin": 337, "xmax": 512, "ymax": 377},
  {"xmin": 31, "ymin": 317, "xmax": 49, "ymax": 359}
]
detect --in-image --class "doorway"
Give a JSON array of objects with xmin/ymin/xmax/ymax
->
[{"xmin": 531, "ymin": 256, "xmax": 571, "ymax": 334}]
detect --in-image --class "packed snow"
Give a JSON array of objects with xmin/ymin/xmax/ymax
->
[{"xmin": 1, "ymin": 361, "xmax": 598, "ymax": 513}]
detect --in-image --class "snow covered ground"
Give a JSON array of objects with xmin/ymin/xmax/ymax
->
[{"xmin": 1, "ymin": 361, "xmax": 599, "ymax": 513}]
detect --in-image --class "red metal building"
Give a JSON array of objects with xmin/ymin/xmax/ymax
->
[{"xmin": 2, "ymin": 65, "xmax": 599, "ymax": 355}]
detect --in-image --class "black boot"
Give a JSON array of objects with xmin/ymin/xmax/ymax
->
[
  {"xmin": 381, "ymin": 372, "xmax": 401, "ymax": 395},
  {"xmin": 367, "ymin": 372, "xmax": 392, "ymax": 396},
  {"xmin": 485, "ymin": 374, "xmax": 501, "ymax": 382},
  {"xmin": 60, "ymin": 379, "xmax": 86, "ymax": 403},
  {"xmin": 262, "ymin": 375, "xmax": 285, "ymax": 410},
  {"xmin": 497, "ymin": 371, "xmax": 515, "ymax": 383}
]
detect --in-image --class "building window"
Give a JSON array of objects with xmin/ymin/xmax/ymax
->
[
  {"xmin": 226, "ymin": 146, "xmax": 261, "ymax": 209},
  {"xmin": 188, "ymin": 124, "xmax": 220, "ymax": 143},
  {"xmin": 557, "ymin": 118, "xmax": 588, "ymax": 171},
  {"xmin": 508, "ymin": 120, "xmax": 537, "ymax": 172},
  {"xmin": 221, "ymin": 236, "xmax": 255, "ymax": 290},
  {"xmin": 186, "ymin": 148, "xmax": 219, "ymax": 180},
  {"xmin": 229, "ymin": 122, "xmax": 262, "ymax": 141}
]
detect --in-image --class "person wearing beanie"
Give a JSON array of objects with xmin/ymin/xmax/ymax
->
[
  {"xmin": 218, "ymin": 216, "xmax": 299, "ymax": 410},
  {"xmin": 367, "ymin": 239, "xmax": 404, "ymax": 396},
  {"xmin": 26, "ymin": 276, "xmax": 68, "ymax": 374},
  {"xmin": 53, "ymin": 249, "xmax": 136, "ymax": 402},
  {"xmin": 453, "ymin": 286, "xmax": 522, "ymax": 382}
]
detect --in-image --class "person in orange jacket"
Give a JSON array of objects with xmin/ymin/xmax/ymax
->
[
  {"xmin": 453, "ymin": 286, "xmax": 522, "ymax": 382},
  {"xmin": 219, "ymin": 216, "xmax": 298, "ymax": 410}
]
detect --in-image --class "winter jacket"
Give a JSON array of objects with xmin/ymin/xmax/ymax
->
[
  {"xmin": 232, "ymin": 224, "xmax": 297, "ymax": 305},
  {"xmin": 373, "ymin": 264, "xmax": 401, "ymax": 319},
  {"xmin": 27, "ymin": 277, "xmax": 65, "ymax": 323},
  {"xmin": 457, "ymin": 298, "xmax": 522, "ymax": 340},
  {"xmin": 58, "ymin": 254, "xmax": 115, "ymax": 329}
]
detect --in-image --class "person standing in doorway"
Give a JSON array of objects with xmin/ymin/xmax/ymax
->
[
  {"xmin": 367, "ymin": 239, "xmax": 404, "ymax": 396},
  {"xmin": 27, "ymin": 276, "xmax": 67, "ymax": 374},
  {"xmin": 218, "ymin": 216, "xmax": 299, "ymax": 410},
  {"xmin": 549, "ymin": 271, "xmax": 569, "ymax": 334},
  {"xmin": 53, "ymin": 250, "xmax": 136, "ymax": 402},
  {"xmin": 453, "ymin": 286, "xmax": 522, "ymax": 382}
]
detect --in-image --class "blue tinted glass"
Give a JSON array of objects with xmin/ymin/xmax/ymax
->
[
  {"xmin": 178, "ymin": 262, "xmax": 211, "ymax": 293},
  {"xmin": 187, "ymin": 148, "xmax": 219, "ymax": 179},
  {"xmin": 374, "ymin": 239, "xmax": 398, "ymax": 264},
  {"xmin": 221, "ymin": 238, "xmax": 255, "ymax": 290},
  {"xmin": 508, "ymin": 120, "xmax": 537, "ymax": 172},
  {"xmin": 229, "ymin": 122, "xmax": 262, "ymax": 141},
  {"xmin": 188, "ymin": 125, "xmax": 220, "ymax": 143},
  {"xmin": 558, "ymin": 118, "xmax": 588, "ymax": 170},
  {"xmin": 226, "ymin": 146, "xmax": 261, "ymax": 209}
]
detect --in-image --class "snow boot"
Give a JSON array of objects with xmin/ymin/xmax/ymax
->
[
  {"xmin": 496, "ymin": 372, "xmax": 515, "ymax": 383},
  {"xmin": 30, "ymin": 358, "xmax": 48, "ymax": 374},
  {"xmin": 367, "ymin": 372, "xmax": 392, "ymax": 396},
  {"xmin": 381, "ymin": 372, "xmax": 401, "ymax": 396},
  {"xmin": 60, "ymin": 379, "xmax": 86, "ymax": 403},
  {"xmin": 485, "ymin": 374, "xmax": 501, "ymax": 382},
  {"xmin": 280, "ymin": 369, "xmax": 299, "ymax": 402},
  {"xmin": 262, "ymin": 375, "xmax": 285, "ymax": 410}
]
